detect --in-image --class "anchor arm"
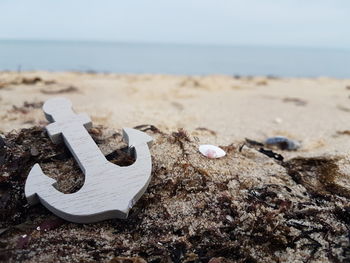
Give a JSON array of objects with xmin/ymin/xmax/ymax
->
[
  {"xmin": 25, "ymin": 164, "xmax": 57, "ymax": 205},
  {"xmin": 120, "ymin": 128, "xmax": 153, "ymax": 209},
  {"xmin": 122, "ymin": 128, "xmax": 153, "ymax": 148}
]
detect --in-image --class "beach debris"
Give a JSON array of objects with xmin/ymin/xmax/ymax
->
[
  {"xmin": 40, "ymin": 85, "xmax": 78, "ymax": 95},
  {"xmin": 258, "ymin": 148, "xmax": 284, "ymax": 161},
  {"xmin": 134, "ymin": 124, "xmax": 162, "ymax": 134},
  {"xmin": 179, "ymin": 77, "xmax": 201, "ymax": 88},
  {"xmin": 22, "ymin": 101, "xmax": 43, "ymax": 109},
  {"xmin": 30, "ymin": 146, "xmax": 39, "ymax": 157},
  {"xmin": 220, "ymin": 143, "xmax": 236, "ymax": 153},
  {"xmin": 242, "ymin": 138, "xmax": 284, "ymax": 161},
  {"xmin": 199, "ymin": 144, "xmax": 226, "ymax": 159},
  {"xmin": 274, "ymin": 117, "xmax": 283, "ymax": 124},
  {"xmin": 256, "ymin": 79, "xmax": 268, "ymax": 86},
  {"xmin": 337, "ymin": 104, "xmax": 350, "ymax": 112},
  {"xmin": 172, "ymin": 129, "xmax": 191, "ymax": 143},
  {"xmin": 43, "ymin": 80, "xmax": 57, "ymax": 85},
  {"xmin": 171, "ymin": 101, "xmax": 184, "ymax": 111},
  {"xmin": 239, "ymin": 144, "xmax": 245, "ymax": 152},
  {"xmin": 265, "ymin": 136, "xmax": 300, "ymax": 150},
  {"xmin": 337, "ymin": 130, "xmax": 350, "ymax": 136},
  {"xmin": 245, "ymin": 138, "xmax": 264, "ymax": 147},
  {"xmin": 21, "ymin": 77, "xmax": 42, "ymax": 85},
  {"xmin": 283, "ymin": 157, "xmax": 350, "ymax": 198},
  {"xmin": 283, "ymin": 97, "xmax": 307, "ymax": 106},
  {"xmin": 0, "ymin": 76, "xmax": 56, "ymax": 89},
  {"xmin": 0, "ymin": 82, "xmax": 8, "ymax": 89},
  {"xmin": 10, "ymin": 101, "xmax": 43, "ymax": 114},
  {"xmin": 195, "ymin": 127, "xmax": 217, "ymax": 135}
]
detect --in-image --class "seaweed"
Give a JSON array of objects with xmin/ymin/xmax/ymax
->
[
  {"xmin": 10, "ymin": 101, "xmax": 43, "ymax": 114},
  {"xmin": 133, "ymin": 124, "xmax": 163, "ymax": 134},
  {"xmin": 257, "ymin": 148, "xmax": 284, "ymax": 161},
  {"xmin": 40, "ymin": 86, "xmax": 78, "ymax": 94},
  {"xmin": 195, "ymin": 127, "xmax": 217, "ymax": 136},
  {"xmin": 242, "ymin": 138, "xmax": 285, "ymax": 161},
  {"xmin": 283, "ymin": 97, "xmax": 307, "ymax": 106},
  {"xmin": 284, "ymin": 157, "xmax": 350, "ymax": 198},
  {"xmin": 169, "ymin": 128, "xmax": 191, "ymax": 156},
  {"xmin": 0, "ymin": 76, "xmax": 51, "ymax": 88},
  {"xmin": 244, "ymin": 138, "xmax": 264, "ymax": 147}
]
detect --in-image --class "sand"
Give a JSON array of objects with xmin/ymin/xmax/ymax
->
[
  {"xmin": 1, "ymin": 72, "xmax": 350, "ymax": 262},
  {"xmin": 1, "ymin": 71, "xmax": 350, "ymax": 158}
]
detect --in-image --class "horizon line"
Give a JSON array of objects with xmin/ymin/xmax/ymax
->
[{"xmin": 0, "ymin": 38, "xmax": 349, "ymax": 51}]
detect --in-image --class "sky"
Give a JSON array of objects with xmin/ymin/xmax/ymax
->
[{"xmin": 0, "ymin": 0, "xmax": 349, "ymax": 49}]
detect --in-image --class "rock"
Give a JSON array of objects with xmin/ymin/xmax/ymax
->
[{"xmin": 30, "ymin": 146, "xmax": 39, "ymax": 157}]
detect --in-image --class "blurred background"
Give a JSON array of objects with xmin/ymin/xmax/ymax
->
[{"xmin": 0, "ymin": 0, "xmax": 349, "ymax": 77}]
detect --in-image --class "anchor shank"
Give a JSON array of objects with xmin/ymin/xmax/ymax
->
[{"xmin": 61, "ymin": 125, "xmax": 108, "ymax": 174}]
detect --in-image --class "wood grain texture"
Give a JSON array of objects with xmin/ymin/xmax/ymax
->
[{"xmin": 25, "ymin": 97, "xmax": 153, "ymax": 223}]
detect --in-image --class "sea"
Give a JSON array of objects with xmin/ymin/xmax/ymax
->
[{"xmin": 0, "ymin": 40, "xmax": 349, "ymax": 78}]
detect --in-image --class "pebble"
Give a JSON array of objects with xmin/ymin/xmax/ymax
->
[
  {"xmin": 30, "ymin": 146, "xmax": 39, "ymax": 156},
  {"xmin": 274, "ymin": 117, "xmax": 283, "ymax": 124},
  {"xmin": 265, "ymin": 136, "xmax": 300, "ymax": 150},
  {"xmin": 1, "ymin": 172, "xmax": 9, "ymax": 177},
  {"xmin": 225, "ymin": 215, "xmax": 234, "ymax": 222},
  {"xmin": 199, "ymin": 144, "xmax": 226, "ymax": 158}
]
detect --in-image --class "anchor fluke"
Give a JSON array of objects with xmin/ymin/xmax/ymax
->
[
  {"xmin": 25, "ymin": 164, "xmax": 57, "ymax": 205},
  {"xmin": 123, "ymin": 128, "xmax": 153, "ymax": 147}
]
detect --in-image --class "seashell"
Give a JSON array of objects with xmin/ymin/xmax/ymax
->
[
  {"xmin": 265, "ymin": 136, "xmax": 300, "ymax": 150},
  {"xmin": 199, "ymin": 144, "xmax": 226, "ymax": 159}
]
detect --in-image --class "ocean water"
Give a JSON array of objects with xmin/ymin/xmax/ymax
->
[{"xmin": 0, "ymin": 40, "xmax": 349, "ymax": 78}]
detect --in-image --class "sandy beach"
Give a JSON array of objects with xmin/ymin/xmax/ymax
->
[
  {"xmin": 1, "ymin": 72, "xmax": 350, "ymax": 262},
  {"xmin": 1, "ymin": 72, "xmax": 350, "ymax": 158}
]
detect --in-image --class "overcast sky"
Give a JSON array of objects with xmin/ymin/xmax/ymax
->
[{"xmin": 0, "ymin": 0, "xmax": 349, "ymax": 49}]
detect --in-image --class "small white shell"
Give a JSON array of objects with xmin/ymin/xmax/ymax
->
[{"xmin": 199, "ymin": 144, "xmax": 226, "ymax": 159}]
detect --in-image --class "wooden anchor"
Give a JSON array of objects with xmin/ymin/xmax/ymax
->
[{"xmin": 25, "ymin": 98, "xmax": 153, "ymax": 223}]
